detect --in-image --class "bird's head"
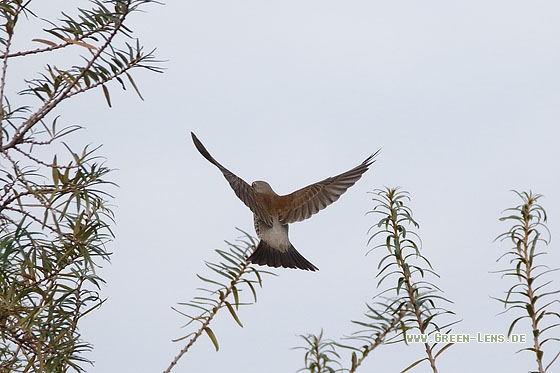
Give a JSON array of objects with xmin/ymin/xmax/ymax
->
[{"xmin": 251, "ymin": 180, "xmax": 276, "ymax": 194}]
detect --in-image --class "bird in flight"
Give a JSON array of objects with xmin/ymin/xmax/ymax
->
[{"xmin": 191, "ymin": 132, "xmax": 379, "ymax": 271}]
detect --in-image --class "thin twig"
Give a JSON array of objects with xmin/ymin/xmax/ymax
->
[
  {"xmin": 2, "ymin": 0, "xmax": 134, "ymax": 151},
  {"xmin": 163, "ymin": 248, "xmax": 255, "ymax": 373},
  {"xmin": 349, "ymin": 311, "xmax": 405, "ymax": 373}
]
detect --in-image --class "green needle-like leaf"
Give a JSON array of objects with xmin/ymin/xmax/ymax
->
[{"xmin": 204, "ymin": 327, "xmax": 219, "ymax": 351}]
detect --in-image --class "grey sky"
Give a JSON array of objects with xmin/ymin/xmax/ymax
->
[{"xmin": 14, "ymin": 1, "xmax": 560, "ymax": 372}]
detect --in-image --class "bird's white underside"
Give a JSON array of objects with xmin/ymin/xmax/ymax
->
[{"xmin": 254, "ymin": 215, "xmax": 291, "ymax": 252}]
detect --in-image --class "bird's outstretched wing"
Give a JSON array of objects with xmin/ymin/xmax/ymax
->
[
  {"xmin": 278, "ymin": 150, "xmax": 380, "ymax": 224},
  {"xmin": 191, "ymin": 132, "xmax": 272, "ymax": 226}
]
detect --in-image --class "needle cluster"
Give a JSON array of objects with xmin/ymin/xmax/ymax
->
[{"xmin": 0, "ymin": 1, "xmax": 159, "ymax": 370}]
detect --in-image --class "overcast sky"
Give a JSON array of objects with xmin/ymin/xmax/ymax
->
[{"xmin": 14, "ymin": 1, "xmax": 560, "ymax": 372}]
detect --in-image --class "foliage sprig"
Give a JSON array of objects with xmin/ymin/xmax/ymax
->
[
  {"xmin": 164, "ymin": 229, "xmax": 274, "ymax": 373},
  {"xmin": 296, "ymin": 187, "xmax": 456, "ymax": 373},
  {"xmin": 1, "ymin": 1, "xmax": 160, "ymax": 370},
  {"xmin": 295, "ymin": 330, "xmax": 342, "ymax": 373},
  {"xmin": 359, "ymin": 187, "xmax": 456, "ymax": 372},
  {"xmin": 494, "ymin": 190, "xmax": 560, "ymax": 373}
]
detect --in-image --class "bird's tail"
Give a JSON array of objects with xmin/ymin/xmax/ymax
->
[{"xmin": 248, "ymin": 241, "xmax": 319, "ymax": 271}]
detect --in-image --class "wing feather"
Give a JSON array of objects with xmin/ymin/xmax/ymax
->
[
  {"xmin": 279, "ymin": 150, "xmax": 380, "ymax": 224},
  {"xmin": 191, "ymin": 132, "xmax": 272, "ymax": 225}
]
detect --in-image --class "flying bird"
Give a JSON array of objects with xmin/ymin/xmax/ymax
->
[{"xmin": 191, "ymin": 132, "xmax": 379, "ymax": 271}]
